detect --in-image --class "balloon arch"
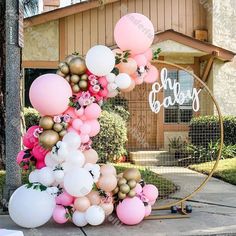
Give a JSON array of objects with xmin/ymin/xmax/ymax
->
[{"xmin": 9, "ymin": 13, "xmax": 223, "ymax": 228}]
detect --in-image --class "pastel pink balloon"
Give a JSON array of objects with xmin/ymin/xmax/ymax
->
[
  {"xmin": 118, "ymin": 58, "xmax": 138, "ymax": 75},
  {"xmin": 72, "ymin": 119, "xmax": 83, "ymax": 131},
  {"xmin": 80, "ymin": 124, "xmax": 92, "ymax": 135},
  {"xmin": 98, "ymin": 88, "xmax": 108, "ymax": 98},
  {"xmin": 83, "ymin": 149, "xmax": 98, "ymax": 164},
  {"xmin": 35, "ymin": 160, "xmax": 46, "ymax": 169},
  {"xmin": 144, "ymin": 48, "xmax": 153, "ymax": 61},
  {"xmin": 29, "ymin": 74, "xmax": 72, "ymax": 116},
  {"xmin": 134, "ymin": 183, "xmax": 143, "ymax": 194},
  {"xmin": 23, "ymin": 126, "xmax": 39, "ymax": 149},
  {"xmin": 84, "ymin": 120, "xmax": 100, "ymax": 137},
  {"xmin": 98, "ymin": 77, "xmax": 108, "ymax": 87},
  {"xmin": 133, "ymin": 75, "xmax": 144, "ymax": 85},
  {"xmin": 144, "ymin": 204, "xmax": 152, "ymax": 217},
  {"xmin": 133, "ymin": 54, "xmax": 148, "ymax": 67},
  {"xmin": 74, "ymin": 107, "xmax": 84, "ymax": 117},
  {"xmin": 67, "ymin": 127, "xmax": 78, "ymax": 133},
  {"xmin": 56, "ymin": 191, "xmax": 74, "ymax": 206},
  {"xmin": 149, "ymin": 200, "xmax": 156, "ymax": 206},
  {"xmin": 53, "ymin": 205, "xmax": 68, "ymax": 224},
  {"xmin": 100, "ymin": 164, "xmax": 116, "ymax": 176},
  {"xmin": 144, "ymin": 65, "xmax": 158, "ymax": 84},
  {"xmin": 80, "ymin": 115, "xmax": 87, "ymax": 121},
  {"xmin": 64, "ymin": 107, "xmax": 77, "ymax": 121},
  {"xmin": 32, "ymin": 143, "xmax": 48, "ymax": 161},
  {"xmin": 114, "ymin": 13, "xmax": 154, "ymax": 54},
  {"xmin": 81, "ymin": 134, "xmax": 90, "ymax": 143},
  {"xmin": 142, "ymin": 184, "xmax": 158, "ymax": 202},
  {"xmin": 84, "ymin": 103, "xmax": 101, "ymax": 120},
  {"xmin": 116, "ymin": 197, "xmax": 145, "ymax": 225}
]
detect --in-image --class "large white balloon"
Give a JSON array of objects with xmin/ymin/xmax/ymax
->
[
  {"xmin": 86, "ymin": 45, "xmax": 115, "ymax": 76},
  {"xmin": 38, "ymin": 167, "xmax": 55, "ymax": 187},
  {"xmin": 62, "ymin": 132, "xmax": 81, "ymax": 149},
  {"xmin": 65, "ymin": 150, "xmax": 85, "ymax": 167},
  {"xmin": 85, "ymin": 205, "xmax": 105, "ymax": 226},
  {"xmin": 106, "ymin": 73, "xmax": 116, "ymax": 83},
  {"xmin": 53, "ymin": 170, "xmax": 65, "ymax": 184},
  {"xmin": 29, "ymin": 170, "xmax": 40, "ymax": 183},
  {"xmin": 45, "ymin": 153, "xmax": 57, "ymax": 168},
  {"xmin": 72, "ymin": 211, "xmax": 88, "ymax": 227},
  {"xmin": 115, "ymin": 73, "xmax": 132, "ymax": 89},
  {"xmin": 9, "ymin": 185, "xmax": 56, "ymax": 228},
  {"xmin": 64, "ymin": 167, "xmax": 94, "ymax": 197}
]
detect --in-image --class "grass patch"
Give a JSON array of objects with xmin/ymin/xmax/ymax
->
[
  {"xmin": 114, "ymin": 163, "xmax": 177, "ymax": 199},
  {"xmin": 189, "ymin": 158, "xmax": 236, "ymax": 185}
]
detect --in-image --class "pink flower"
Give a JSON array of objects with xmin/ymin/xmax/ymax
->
[
  {"xmin": 93, "ymin": 85, "xmax": 100, "ymax": 93},
  {"xmin": 82, "ymin": 91, "xmax": 91, "ymax": 100},
  {"xmin": 101, "ymin": 192, "xmax": 113, "ymax": 204},
  {"xmin": 90, "ymin": 79, "xmax": 98, "ymax": 86},
  {"xmin": 88, "ymin": 75, "xmax": 97, "ymax": 81},
  {"xmin": 33, "ymin": 127, "xmax": 43, "ymax": 138},
  {"xmin": 84, "ymin": 99, "xmax": 91, "ymax": 106},
  {"xmin": 90, "ymin": 96, "xmax": 95, "ymax": 103},
  {"xmin": 53, "ymin": 116, "xmax": 61, "ymax": 123},
  {"xmin": 63, "ymin": 114, "xmax": 71, "ymax": 123}
]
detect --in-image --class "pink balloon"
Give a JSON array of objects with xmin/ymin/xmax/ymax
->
[
  {"xmin": 144, "ymin": 204, "xmax": 152, "ymax": 217},
  {"xmin": 144, "ymin": 65, "xmax": 158, "ymax": 84},
  {"xmin": 35, "ymin": 160, "xmax": 46, "ymax": 169},
  {"xmin": 23, "ymin": 126, "xmax": 39, "ymax": 149},
  {"xmin": 56, "ymin": 191, "xmax": 74, "ymax": 206},
  {"xmin": 64, "ymin": 107, "xmax": 77, "ymax": 121},
  {"xmin": 118, "ymin": 58, "xmax": 138, "ymax": 75},
  {"xmin": 80, "ymin": 124, "xmax": 91, "ymax": 135},
  {"xmin": 142, "ymin": 184, "xmax": 158, "ymax": 202},
  {"xmin": 74, "ymin": 107, "xmax": 84, "ymax": 117},
  {"xmin": 67, "ymin": 127, "xmax": 78, "ymax": 133},
  {"xmin": 29, "ymin": 74, "xmax": 72, "ymax": 116},
  {"xmin": 16, "ymin": 150, "xmax": 30, "ymax": 170},
  {"xmin": 84, "ymin": 103, "xmax": 101, "ymax": 120},
  {"xmin": 144, "ymin": 48, "xmax": 153, "ymax": 61},
  {"xmin": 134, "ymin": 183, "xmax": 143, "ymax": 194},
  {"xmin": 149, "ymin": 200, "xmax": 156, "ymax": 206},
  {"xmin": 83, "ymin": 149, "xmax": 98, "ymax": 164},
  {"xmin": 114, "ymin": 13, "xmax": 154, "ymax": 54},
  {"xmin": 53, "ymin": 205, "xmax": 68, "ymax": 224},
  {"xmin": 81, "ymin": 134, "xmax": 90, "ymax": 144},
  {"xmin": 98, "ymin": 88, "xmax": 108, "ymax": 98},
  {"xmin": 80, "ymin": 115, "xmax": 87, "ymax": 121},
  {"xmin": 98, "ymin": 77, "xmax": 108, "ymax": 87},
  {"xmin": 133, "ymin": 75, "xmax": 144, "ymax": 85},
  {"xmin": 133, "ymin": 54, "xmax": 148, "ymax": 67},
  {"xmin": 84, "ymin": 120, "xmax": 100, "ymax": 137},
  {"xmin": 72, "ymin": 119, "xmax": 83, "ymax": 131},
  {"xmin": 116, "ymin": 197, "xmax": 145, "ymax": 225},
  {"xmin": 32, "ymin": 143, "xmax": 48, "ymax": 161}
]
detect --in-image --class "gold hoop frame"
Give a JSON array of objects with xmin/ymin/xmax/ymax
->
[{"xmin": 149, "ymin": 59, "xmax": 224, "ymax": 210}]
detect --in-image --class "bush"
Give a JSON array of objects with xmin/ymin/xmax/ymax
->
[
  {"xmin": 189, "ymin": 116, "xmax": 236, "ymax": 146},
  {"xmin": 92, "ymin": 111, "xmax": 128, "ymax": 163},
  {"xmin": 23, "ymin": 107, "xmax": 40, "ymax": 130}
]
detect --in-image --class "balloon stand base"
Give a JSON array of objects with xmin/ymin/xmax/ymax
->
[{"xmin": 145, "ymin": 202, "xmax": 191, "ymax": 220}]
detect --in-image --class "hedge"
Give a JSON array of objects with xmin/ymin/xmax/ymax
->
[
  {"xmin": 189, "ymin": 116, "xmax": 236, "ymax": 146},
  {"xmin": 24, "ymin": 107, "xmax": 40, "ymax": 130}
]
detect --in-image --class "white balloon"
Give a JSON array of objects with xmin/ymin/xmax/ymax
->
[
  {"xmin": 38, "ymin": 167, "xmax": 55, "ymax": 187},
  {"xmin": 86, "ymin": 45, "xmax": 115, "ymax": 76},
  {"xmin": 115, "ymin": 73, "xmax": 132, "ymax": 89},
  {"xmin": 85, "ymin": 205, "xmax": 105, "ymax": 226},
  {"xmin": 29, "ymin": 170, "xmax": 40, "ymax": 183},
  {"xmin": 45, "ymin": 153, "xmax": 57, "ymax": 168},
  {"xmin": 9, "ymin": 185, "xmax": 56, "ymax": 228},
  {"xmin": 106, "ymin": 73, "xmax": 116, "ymax": 83},
  {"xmin": 72, "ymin": 211, "xmax": 88, "ymax": 227},
  {"xmin": 64, "ymin": 167, "xmax": 94, "ymax": 197},
  {"xmin": 107, "ymin": 82, "xmax": 118, "ymax": 92},
  {"xmin": 107, "ymin": 89, "xmax": 119, "ymax": 98},
  {"xmin": 62, "ymin": 132, "xmax": 81, "ymax": 149},
  {"xmin": 61, "ymin": 162, "xmax": 74, "ymax": 173},
  {"xmin": 53, "ymin": 170, "xmax": 65, "ymax": 183},
  {"xmin": 65, "ymin": 150, "xmax": 85, "ymax": 167}
]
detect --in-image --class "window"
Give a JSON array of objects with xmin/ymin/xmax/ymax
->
[
  {"xmin": 24, "ymin": 68, "xmax": 57, "ymax": 107},
  {"xmin": 164, "ymin": 69, "xmax": 194, "ymax": 123}
]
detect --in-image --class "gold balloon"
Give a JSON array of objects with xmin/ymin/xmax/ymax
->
[
  {"xmin": 72, "ymin": 84, "xmax": 80, "ymax": 93},
  {"xmin": 127, "ymin": 179, "xmax": 137, "ymax": 189},
  {"xmin": 39, "ymin": 130, "xmax": 60, "ymax": 150},
  {"xmin": 70, "ymin": 75, "xmax": 80, "ymax": 83},
  {"xmin": 80, "ymin": 74, "xmax": 88, "ymax": 81},
  {"xmin": 118, "ymin": 191, "xmax": 126, "ymax": 200},
  {"xmin": 112, "ymin": 186, "xmax": 119, "ymax": 195},
  {"xmin": 123, "ymin": 168, "xmax": 141, "ymax": 182},
  {"xmin": 59, "ymin": 62, "xmax": 70, "ymax": 75},
  {"xmin": 69, "ymin": 57, "xmax": 87, "ymax": 75},
  {"xmin": 53, "ymin": 123, "xmax": 63, "ymax": 132},
  {"xmin": 118, "ymin": 178, "xmax": 127, "ymax": 186},
  {"xmin": 120, "ymin": 184, "xmax": 130, "ymax": 194},
  {"xmin": 127, "ymin": 189, "xmax": 136, "ymax": 198},
  {"xmin": 59, "ymin": 130, "xmax": 67, "ymax": 137},
  {"xmin": 65, "ymin": 55, "xmax": 76, "ymax": 64},
  {"xmin": 39, "ymin": 116, "xmax": 54, "ymax": 130},
  {"xmin": 79, "ymin": 80, "xmax": 88, "ymax": 91},
  {"xmin": 56, "ymin": 69, "xmax": 66, "ymax": 78},
  {"xmin": 64, "ymin": 75, "xmax": 70, "ymax": 82}
]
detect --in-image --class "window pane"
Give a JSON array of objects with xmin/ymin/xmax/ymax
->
[
  {"xmin": 180, "ymin": 109, "xmax": 193, "ymax": 122},
  {"xmin": 165, "ymin": 108, "xmax": 179, "ymax": 123}
]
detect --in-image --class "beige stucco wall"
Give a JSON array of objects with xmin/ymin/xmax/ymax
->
[{"xmin": 23, "ymin": 20, "xmax": 59, "ymax": 61}]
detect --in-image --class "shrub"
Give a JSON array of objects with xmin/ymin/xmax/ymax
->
[
  {"xmin": 189, "ymin": 116, "xmax": 236, "ymax": 146},
  {"xmin": 92, "ymin": 111, "xmax": 128, "ymax": 163},
  {"xmin": 23, "ymin": 107, "xmax": 40, "ymax": 130}
]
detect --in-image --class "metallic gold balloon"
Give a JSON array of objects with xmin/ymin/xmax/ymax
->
[
  {"xmin": 123, "ymin": 168, "xmax": 141, "ymax": 182},
  {"xmin": 69, "ymin": 57, "xmax": 87, "ymax": 75},
  {"xmin": 59, "ymin": 62, "xmax": 70, "ymax": 75},
  {"xmin": 118, "ymin": 192, "xmax": 126, "ymax": 200},
  {"xmin": 118, "ymin": 178, "xmax": 127, "ymax": 186},
  {"xmin": 120, "ymin": 184, "xmax": 130, "ymax": 194},
  {"xmin": 59, "ymin": 130, "xmax": 67, "ymax": 137},
  {"xmin": 53, "ymin": 123, "xmax": 63, "ymax": 132},
  {"xmin": 127, "ymin": 179, "xmax": 137, "ymax": 189},
  {"xmin": 39, "ymin": 116, "xmax": 54, "ymax": 130},
  {"xmin": 65, "ymin": 55, "xmax": 76, "ymax": 64},
  {"xmin": 80, "ymin": 74, "xmax": 88, "ymax": 81},
  {"xmin": 70, "ymin": 75, "xmax": 80, "ymax": 83},
  {"xmin": 112, "ymin": 186, "xmax": 119, "ymax": 194},
  {"xmin": 79, "ymin": 80, "xmax": 88, "ymax": 91},
  {"xmin": 127, "ymin": 189, "xmax": 136, "ymax": 198},
  {"xmin": 39, "ymin": 130, "xmax": 60, "ymax": 150},
  {"xmin": 64, "ymin": 75, "xmax": 70, "ymax": 82},
  {"xmin": 56, "ymin": 69, "xmax": 66, "ymax": 78},
  {"xmin": 72, "ymin": 84, "xmax": 80, "ymax": 93}
]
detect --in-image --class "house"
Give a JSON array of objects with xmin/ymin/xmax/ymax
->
[{"xmin": 22, "ymin": 0, "xmax": 236, "ymax": 150}]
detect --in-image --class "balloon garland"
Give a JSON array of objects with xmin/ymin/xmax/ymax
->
[{"xmin": 10, "ymin": 13, "xmax": 160, "ymax": 228}]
